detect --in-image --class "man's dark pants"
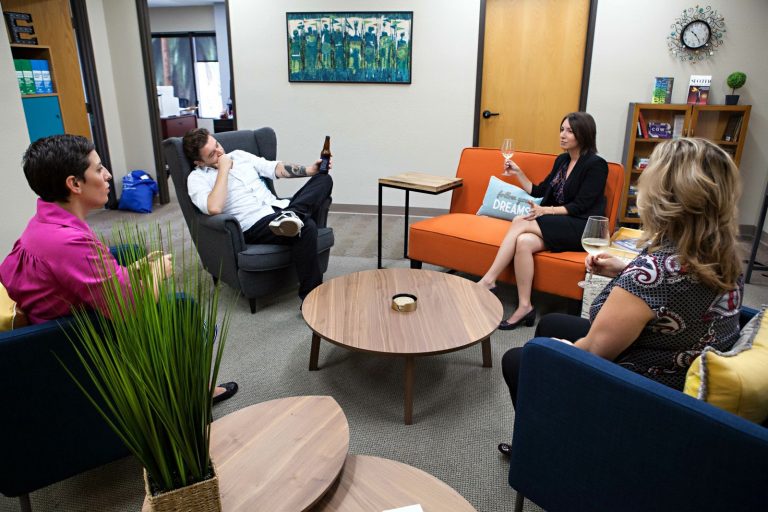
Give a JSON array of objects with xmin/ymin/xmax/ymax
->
[{"xmin": 242, "ymin": 173, "xmax": 333, "ymax": 299}]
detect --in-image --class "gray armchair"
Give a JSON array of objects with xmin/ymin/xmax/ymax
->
[{"xmin": 162, "ymin": 128, "xmax": 334, "ymax": 313}]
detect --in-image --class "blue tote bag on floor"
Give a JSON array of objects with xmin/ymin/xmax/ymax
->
[{"xmin": 118, "ymin": 170, "xmax": 158, "ymax": 213}]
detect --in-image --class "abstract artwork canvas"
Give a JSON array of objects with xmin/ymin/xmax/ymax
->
[{"xmin": 286, "ymin": 11, "xmax": 413, "ymax": 84}]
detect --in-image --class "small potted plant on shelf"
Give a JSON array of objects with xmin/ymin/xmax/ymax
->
[
  {"xmin": 725, "ymin": 72, "xmax": 746, "ymax": 105},
  {"xmin": 61, "ymin": 223, "xmax": 232, "ymax": 512}
]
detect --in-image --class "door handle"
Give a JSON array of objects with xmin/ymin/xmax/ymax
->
[{"xmin": 482, "ymin": 110, "xmax": 500, "ymax": 119}]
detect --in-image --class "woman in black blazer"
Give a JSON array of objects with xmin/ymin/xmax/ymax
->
[{"xmin": 478, "ymin": 112, "xmax": 608, "ymax": 330}]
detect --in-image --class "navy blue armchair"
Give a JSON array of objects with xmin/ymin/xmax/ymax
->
[
  {"xmin": 0, "ymin": 315, "xmax": 130, "ymax": 512},
  {"xmin": 508, "ymin": 308, "xmax": 768, "ymax": 512}
]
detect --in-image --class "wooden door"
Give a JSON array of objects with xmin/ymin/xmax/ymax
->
[
  {"xmin": 4, "ymin": 0, "xmax": 91, "ymax": 138},
  {"xmin": 478, "ymin": 0, "xmax": 589, "ymax": 154}
]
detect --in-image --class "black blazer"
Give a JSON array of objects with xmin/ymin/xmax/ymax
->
[{"xmin": 530, "ymin": 152, "xmax": 608, "ymax": 219}]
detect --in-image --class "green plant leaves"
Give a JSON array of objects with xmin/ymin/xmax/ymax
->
[{"xmin": 60, "ymin": 223, "xmax": 233, "ymax": 493}]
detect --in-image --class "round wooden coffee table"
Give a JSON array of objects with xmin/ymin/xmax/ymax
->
[
  {"xmin": 141, "ymin": 396, "xmax": 349, "ymax": 511},
  {"xmin": 302, "ymin": 268, "xmax": 502, "ymax": 424},
  {"xmin": 313, "ymin": 455, "xmax": 477, "ymax": 511}
]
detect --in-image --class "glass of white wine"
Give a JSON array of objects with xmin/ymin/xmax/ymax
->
[
  {"xmin": 578, "ymin": 216, "xmax": 610, "ymax": 288},
  {"xmin": 500, "ymin": 138, "xmax": 515, "ymax": 175}
]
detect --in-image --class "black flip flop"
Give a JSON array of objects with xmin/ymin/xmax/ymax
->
[{"xmin": 213, "ymin": 381, "xmax": 239, "ymax": 404}]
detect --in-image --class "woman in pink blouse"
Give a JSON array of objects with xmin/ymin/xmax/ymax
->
[
  {"xmin": 0, "ymin": 135, "xmax": 237, "ymax": 403},
  {"xmin": 0, "ymin": 135, "xmax": 171, "ymax": 323}
]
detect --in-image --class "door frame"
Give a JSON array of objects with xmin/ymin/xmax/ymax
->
[
  {"xmin": 472, "ymin": 0, "xmax": 599, "ymax": 146},
  {"xmin": 70, "ymin": 0, "xmax": 117, "ymax": 207},
  {"xmin": 135, "ymin": 0, "xmax": 238, "ymax": 204}
]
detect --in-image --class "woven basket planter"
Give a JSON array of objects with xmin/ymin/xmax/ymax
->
[{"xmin": 144, "ymin": 463, "xmax": 221, "ymax": 512}]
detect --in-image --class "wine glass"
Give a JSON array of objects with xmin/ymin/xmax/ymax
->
[
  {"xmin": 578, "ymin": 216, "xmax": 610, "ymax": 288},
  {"xmin": 500, "ymin": 138, "xmax": 514, "ymax": 175}
]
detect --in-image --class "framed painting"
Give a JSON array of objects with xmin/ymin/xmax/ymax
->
[{"xmin": 286, "ymin": 11, "xmax": 413, "ymax": 84}]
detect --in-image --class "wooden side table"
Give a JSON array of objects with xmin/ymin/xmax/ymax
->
[
  {"xmin": 313, "ymin": 455, "xmax": 477, "ymax": 511},
  {"xmin": 378, "ymin": 172, "xmax": 462, "ymax": 269}
]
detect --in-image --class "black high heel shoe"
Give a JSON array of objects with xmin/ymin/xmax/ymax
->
[{"xmin": 497, "ymin": 308, "xmax": 536, "ymax": 330}]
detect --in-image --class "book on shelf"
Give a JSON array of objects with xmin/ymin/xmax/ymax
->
[
  {"xmin": 672, "ymin": 115, "xmax": 685, "ymax": 138},
  {"xmin": 648, "ymin": 122, "xmax": 672, "ymax": 139},
  {"xmin": 687, "ymin": 75, "xmax": 711, "ymax": 105},
  {"xmin": 633, "ymin": 157, "xmax": 649, "ymax": 170},
  {"xmin": 13, "ymin": 59, "xmax": 25, "ymax": 94},
  {"xmin": 722, "ymin": 115, "xmax": 739, "ymax": 142},
  {"xmin": 30, "ymin": 59, "xmax": 52, "ymax": 93},
  {"xmin": 637, "ymin": 111, "xmax": 649, "ymax": 138},
  {"xmin": 30, "ymin": 59, "xmax": 44, "ymax": 94},
  {"xmin": 651, "ymin": 77, "xmax": 674, "ymax": 104},
  {"xmin": 15, "ymin": 59, "xmax": 36, "ymax": 95}
]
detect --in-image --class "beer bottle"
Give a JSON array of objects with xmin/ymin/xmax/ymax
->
[{"xmin": 319, "ymin": 136, "xmax": 331, "ymax": 174}]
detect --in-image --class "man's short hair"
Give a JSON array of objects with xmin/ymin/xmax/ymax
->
[
  {"xmin": 23, "ymin": 134, "xmax": 95, "ymax": 203},
  {"xmin": 182, "ymin": 127, "xmax": 212, "ymax": 163}
]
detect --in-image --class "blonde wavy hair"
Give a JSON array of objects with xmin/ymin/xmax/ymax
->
[{"xmin": 636, "ymin": 138, "xmax": 741, "ymax": 291}]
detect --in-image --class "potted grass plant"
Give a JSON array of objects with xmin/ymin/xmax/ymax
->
[{"xmin": 60, "ymin": 223, "xmax": 232, "ymax": 512}]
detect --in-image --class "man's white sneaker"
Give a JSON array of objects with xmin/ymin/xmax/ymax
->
[{"xmin": 269, "ymin": 211, "xmax": 304, "ymax": 237}]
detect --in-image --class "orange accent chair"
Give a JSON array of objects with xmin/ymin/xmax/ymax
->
[{"xmin": 408, "ymin": 148, "xmax": 624, "ymax": 302}]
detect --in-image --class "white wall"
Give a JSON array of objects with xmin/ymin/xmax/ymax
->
[
  {"xmin": 214, "ymin": 3, "xmax": 231, "ymax": 112},
  {"xmin": 588, "ymin": 0, "xmax": 768, "ymax": 230},
  {"xmin": 0, "ymin": 30, "xmax": 35, "ymax": 253},
  {"xmin": 149, "ymin": 5, "xmax": 215, "ymax": 33},
  {"xmin": 88, "ymin": 0, "xmax": 156, "ymax": 194},
  {"xmin": 228, "ymin": 1, "xmax": 481, "ymax": 209}
]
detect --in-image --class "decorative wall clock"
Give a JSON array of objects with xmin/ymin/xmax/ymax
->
[{"xmin": 667, "ymin": 5, "xmax": 725, "ymax": 62}]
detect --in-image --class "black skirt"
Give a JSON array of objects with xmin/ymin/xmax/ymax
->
[{"xmin": 536, "ymin": 215, "xmax": 588, "ymax": 252}]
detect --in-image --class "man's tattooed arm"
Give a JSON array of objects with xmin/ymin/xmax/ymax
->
[{"xmin": 282, "ymin": 163, "xmax": 308, "ymax": 177}]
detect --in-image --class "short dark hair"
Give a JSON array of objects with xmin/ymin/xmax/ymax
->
[
  {"xmin": 182, "ymin": 127, "xmax": 212, "ymax": 163},
  {"xmin": 23, "ymin": 134, "xmax": 95, "ymax": 202},
  {"xmin": 562, "ymin": 112, "xmax": 598, "ymax": 155}
]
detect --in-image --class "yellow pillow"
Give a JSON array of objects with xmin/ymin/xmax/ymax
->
[
  {"xmin": 684, "ymin": 309, "xmax": 768, "ymax": 423},
  {"xmin": 0, "ymin": 282, "xmax": 28, "ymax": 331}
]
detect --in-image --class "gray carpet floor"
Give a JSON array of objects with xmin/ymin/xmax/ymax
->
[{"xmin": 4, "ymin": 194, "xmax": 768, "ymax": 512}]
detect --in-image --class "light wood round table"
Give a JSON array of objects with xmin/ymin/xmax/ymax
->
[
  {"xmin": 313, "ymin": 455, "xmax": 477, "ymax": 511},
  {"xmin": 142, "ymin": 396, "xmax": 349, "ymax": 511},
  {"xmin": 302, "ymin": 268, "xmax": 502, "ymax": 424}
]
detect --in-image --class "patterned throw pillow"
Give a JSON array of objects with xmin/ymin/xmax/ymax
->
[
  {"xmin": 476, "ymin": 176, "xmax": 543, "ymax": 221},
  {"xmin": 683, "ymin": 307, "xmax": 768, "ymax": 423}
]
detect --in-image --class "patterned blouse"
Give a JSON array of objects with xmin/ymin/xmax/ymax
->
[
  {"xmin": 589, "ymin": 242, "xmax": 742, "ymax": 390},
  {"xmin": 548, "ymin": 159, "xmax": 569, "ymax": 205}
]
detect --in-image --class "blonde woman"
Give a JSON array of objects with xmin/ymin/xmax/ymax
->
[{"xmin": 498, "ymin": 138, "xmax": 743, "ymax": 454}]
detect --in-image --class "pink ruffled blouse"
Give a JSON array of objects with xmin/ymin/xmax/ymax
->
[{"xmin": 0, "ymin": 199, "xmax": 131, "ymax": 324}]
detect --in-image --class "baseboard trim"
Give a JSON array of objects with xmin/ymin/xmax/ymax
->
[
  {"xmin": 330, "ymin": 203, "xmax": 449, "ymax": 217},
  {"xmin": 740, "ymin": 224, "xmax": 768, "ymax": 246}
]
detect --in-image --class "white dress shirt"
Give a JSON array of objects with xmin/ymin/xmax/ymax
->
[{"xmin": 187, "ymin": 150, "xmax": 290, "ymax": 231}]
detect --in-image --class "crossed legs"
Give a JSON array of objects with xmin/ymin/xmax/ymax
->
[{"xmin": 478, "ymin": 218, "xmax": 546, "ymax": 324}]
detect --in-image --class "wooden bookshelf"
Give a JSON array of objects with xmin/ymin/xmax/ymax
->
[
  {"xmin": 619, "ymin": 103, "xmax": 751, "ymax": 225},
  {"xmin": 5, "ymin": 0, "xmax": 91, "ymax": 139}
]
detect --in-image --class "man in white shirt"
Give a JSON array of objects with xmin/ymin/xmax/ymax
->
[{"xmin": 183, "ymin": 128, "xmax": 332, "ymax": 300}]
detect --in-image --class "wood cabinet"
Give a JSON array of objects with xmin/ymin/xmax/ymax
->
[
  {"xmin": 22, "ymin": 96, "xmax": 63, "ymax": 141},
  {"xmin": 160, "ymin": 114, "xmax": 197, "ymax": 139},
  {"xmin": 5, "ymin": 0, "xmax": 91, "ymax": 139},
  {"xmin": 619, "ymin": 103, "xmax": 751, "ymax": 225}
]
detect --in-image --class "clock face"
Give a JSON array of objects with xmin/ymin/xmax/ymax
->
[{"xmin": 681, "ymin": 20, "xmax": 711, "ymax": 49}]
